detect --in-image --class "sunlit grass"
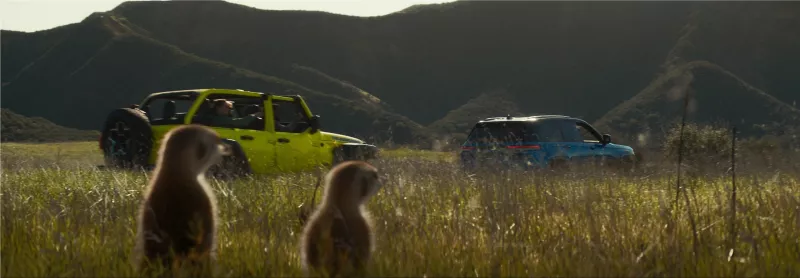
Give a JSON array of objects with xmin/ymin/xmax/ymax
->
[
  {"xmin": 2, "ymin": 142, "xmax": 799, "ymax": 277},
  {"xmin": 378, "ymin": 146, "xmax": 455, "ymax": 163},
  {"xmin": 1, "ymin": 141, "xmax": 103, "ymax": 170}
]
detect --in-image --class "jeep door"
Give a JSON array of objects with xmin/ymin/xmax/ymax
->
[
  {"xmin": 269, "ymin": 96, "xmax": 323, "ymax": 172},
  {"xmin": 140, "ymin": 92, "xmax": 198, "ymax": 165},
  {"xmin": 188, "ymin": 92, "xmax": 277, "ymax": 174}
]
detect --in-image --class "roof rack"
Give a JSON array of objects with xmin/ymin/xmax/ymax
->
[{"xmin": 526, "ymin": 114, "xmax": 571, "ymax": 118}]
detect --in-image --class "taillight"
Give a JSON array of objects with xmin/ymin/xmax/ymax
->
[
  {"xmin": 507, "ymin": 144, "xmax": 541, "ymax": 150},
  {"xmin": 461, "ymin": 146, "xmax": 476, "ymax": 150},
  {"xmin": 98, "ymin": 135, "xmax": 103, "ymax": 150}
]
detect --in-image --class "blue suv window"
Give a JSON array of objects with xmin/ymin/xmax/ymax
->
[
  {"xmin": 559, "ymin": 120, "xmax": 584, "ymax": 142},
  {"xmin": 465, "ymin": 120, "xmax": 565, "ymax": 146}
]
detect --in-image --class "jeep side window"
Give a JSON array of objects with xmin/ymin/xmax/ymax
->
[
  {"xmin": 272, "ymin": 99, "xmax": 311, "ymax": 133},
  {"xmin": 190, "ymin": 94, "xmax": 265, "ymax": 131},
  {"xmin": 143, "ymin": 97, "xmax": 195, "ymax": 126}
]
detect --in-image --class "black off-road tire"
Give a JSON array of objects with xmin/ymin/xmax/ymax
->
[
  {"xmin": 602, "ymin": 155, "xmax": 637, "ymax": 176},
  {"xmin": 332, "ymin": 147, "xmax": 346, "ymax": 166},
  {"xmin": 547, "ymin": 158, "xmax": 570, "ymax": 174},
  {"xmin": 619, "ymin": 155, "xmax": 638, "ymax": 173},
  {"xmin": 548, "ymin": 158, "xmax": 569, "ymax": 169},
  {"xmin": 331, "ymin": 144, "xmax": 379, "ymax": 166},
  {"xmin": 208, "ymin": 139, "xmax": 252, "ymax": 180},
  {"xmin": 459, "ymin": 151, "xmax": 478, "ymax": 172},
  {"xmin": 99, "ymin": 108, "xmax": 153, "ymax": 170}
]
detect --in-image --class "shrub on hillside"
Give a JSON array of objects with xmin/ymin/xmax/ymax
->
[
  {"xmin": 736, "ymin": 133, "xmax": 800, "ymax": 173},
  {"xmin": 663, "ymin": 123, "xmax": 732, "ymax": 171}
]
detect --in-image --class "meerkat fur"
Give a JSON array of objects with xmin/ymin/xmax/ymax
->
[
  {"xmin": 132, "ymin": 124, "xmax": 231, "ymax": 277},
  {"xmin": 299, "ymin": 160, "xmax": 383, "ymax": 277}
]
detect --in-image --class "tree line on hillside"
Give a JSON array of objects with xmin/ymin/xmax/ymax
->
[{"xmin": 1, "ymin": 109, "xmax": 99, "ymax": 142}]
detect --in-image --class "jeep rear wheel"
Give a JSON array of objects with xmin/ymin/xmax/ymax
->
[{"xmin": 99, "ymin": 108, "xmax": 153, "ymax": 170}]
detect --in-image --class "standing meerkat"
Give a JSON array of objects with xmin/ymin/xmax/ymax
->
[
  {"xmin": 132, "ymin": 124, "xmax": 231, "ymax": 276},
  {"xmin": 299, "ymin": 160, "xmax": 383, "ymax": 278}
]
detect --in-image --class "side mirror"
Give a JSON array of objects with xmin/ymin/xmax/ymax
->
[
  {"xmin": 602, "ymin": 134, "xmax": 612, "ymax": 145},
  {"xmin": 309, "ymin": 115, "xmax": 321, "ymax": 134}
]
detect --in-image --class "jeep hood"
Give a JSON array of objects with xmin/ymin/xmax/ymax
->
[{"xmin": 321, "ymin": 131, "xmax": 365, "ymax": 144}]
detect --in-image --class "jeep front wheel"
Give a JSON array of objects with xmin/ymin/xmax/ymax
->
[
  {"xmin": 331, "ymin": 144, "xmax": 378, "ymax": 166},
  {"xmin": 207, "ymin": 139, "xmax": 251, "ymax": 180}
]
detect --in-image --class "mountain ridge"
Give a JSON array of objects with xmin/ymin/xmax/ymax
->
[
  {"xmin": 1, "ymin": 12, "xmax": 428, "ymax": 144},
  {"xmin": 2, "ymin": 0, "xmax": 798, "ymax": 146},
  {"xmin": 594, "ymin": 60, "xmax": 800, "ymax": 146}
]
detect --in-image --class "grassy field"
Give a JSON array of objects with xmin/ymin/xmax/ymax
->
[{"xmin": 2, "ymin": 141, "xmax": 799, "ymax": 277}]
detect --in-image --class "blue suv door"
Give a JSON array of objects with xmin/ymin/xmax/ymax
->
[
  {"xmin": 559, "ymin": 119, "xmax": 613, "ymax": 166},
  {"xmin": 523, "ymin": 119, "xmax": 569, "ymax": 168}
]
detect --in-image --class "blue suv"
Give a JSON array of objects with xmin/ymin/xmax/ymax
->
[{"xmin": 459, "ymin": 115, "xmax": 636, "ymax": 171}]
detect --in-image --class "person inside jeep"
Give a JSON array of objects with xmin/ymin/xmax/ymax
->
[
  {"xmin": 208, "ymin": 99, "xmax": 263, "ymax": 128},
  {"xmin": 273, "ymin": 103, "xmax": 310, "ymax": 133}
]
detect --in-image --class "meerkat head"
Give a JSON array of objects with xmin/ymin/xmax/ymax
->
[
  {"xmin": 157, "ymin": 125, "xmax": 232, "ymax": 176},
  {"xmin": 323, "ymin": 161, "xmax": 383, "ymax": 208}
]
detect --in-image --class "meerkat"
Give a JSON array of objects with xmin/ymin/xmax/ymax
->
[
  {"xmin": 299, "ymin": 160, "xmax": 383, "ymax": 278},
  {"xmin": 132, "ymin": 124, "xmax": 231, "ymax": 277}
]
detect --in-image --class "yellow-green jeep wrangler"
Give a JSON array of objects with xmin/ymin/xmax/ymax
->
[{"xmin": 98, "ymin": 89, "xmax": 378, "ymax": 176}]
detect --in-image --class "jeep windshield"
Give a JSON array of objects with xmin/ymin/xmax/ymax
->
[{"xmin": 465, "ymin": 120, "xmax": 562, "ymax": 147}]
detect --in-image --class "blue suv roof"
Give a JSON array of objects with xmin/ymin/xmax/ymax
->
[{"xmin": 479, "ymin": 114, "xmax": 579, "ymax": 123}]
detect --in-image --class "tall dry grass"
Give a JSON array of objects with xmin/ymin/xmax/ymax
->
[{"xmin": 2, "ymin": 141, "xmax": 799, "ymax": 277}]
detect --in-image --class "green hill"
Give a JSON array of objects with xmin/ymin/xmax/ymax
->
[
  {"xmin": 1, "ymin": 13, "xmax": 426, "ymax": 144},
  {"xmin": 105, "ymin": 0, "xmax": 692, "ymax": 125},
  {"xmin": 285, "ymin": 64, "xmax": 389, "ymax": 111},
  {"xmin": 427, "ymin": 88, "xmax": 523, "ymax": 143},
  {"xmin": 2, "ymin": 0, "xmax": 799, "ymax": 145},
  {"xmin": 1, "ymin": 26, "xmax": 78, "ymax": 85},
  {"xmin": 594, "ymin": 61, "xmax": 800, "ymax": 146},
  {"xmin": 1, "ymin": 109, "xmax": 99, "ymax": 142},
  {"xmin": 659, "ymin": 1, "xmax": 800, "ymax": 106}
]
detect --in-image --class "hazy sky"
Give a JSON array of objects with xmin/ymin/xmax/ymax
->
[{"xmin": 1, "ymin": 0, "xmax": 455, "ymax": 32}]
